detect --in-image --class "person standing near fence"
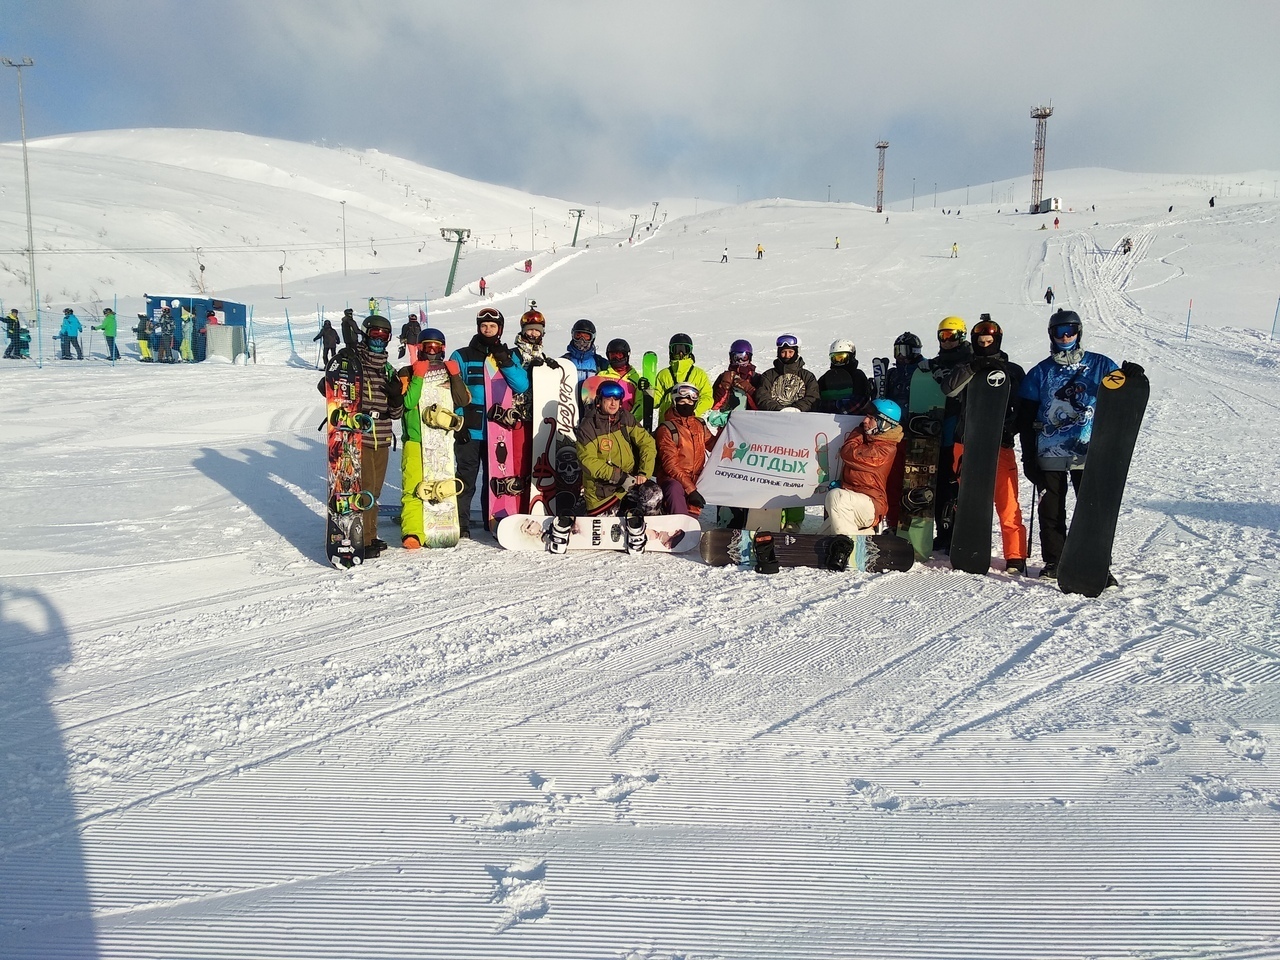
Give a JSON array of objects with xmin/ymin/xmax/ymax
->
[
  {"xmin": 93, "ymin": 307, "xmax": 120, "ymax": 361},
  {"xmin": 60, "ymin": 308, "xmax": 84, "ymax": 360}
]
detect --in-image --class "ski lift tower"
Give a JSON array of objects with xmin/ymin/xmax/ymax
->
[
  {"xmin": 440, "ymin": 228, "xmax": 471, "ymax": 297},
  {"xmin": 875, "ymin": 141, "xmax": 889, "ymax": 214},
  {"xmin": 1030, "ymin": 104, "xmax": 1053, "ymax": 212},
  {"xmin": 568, "ymin": 209, "xmax": 586, "ymax": 247}
]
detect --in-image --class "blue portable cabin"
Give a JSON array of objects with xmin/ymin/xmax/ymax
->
[{"xmin": 143, "ymin": 296, "xmax": 247, "ymax": 362}]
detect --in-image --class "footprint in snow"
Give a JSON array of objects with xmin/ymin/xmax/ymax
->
[
  {"xmin": 1222, "ymin": 728, "xmax": 1267, "ymax": 762},
  {"xmin": 849, "ymin": 777, "xmax": 904, "ymax": 811},
  {"xmin": 486, "ymin": 859, "xmax": 548, "ymax": 932}
]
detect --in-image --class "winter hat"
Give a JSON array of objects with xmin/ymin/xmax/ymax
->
[{"xmin": 476, "ymin": 307, "xmax": 505, "ymax": 336}]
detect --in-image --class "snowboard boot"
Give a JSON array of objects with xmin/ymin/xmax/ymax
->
[
  {"xmin": 422, "ymin": 403, "xmax": 464, "ymax": 432},
  {"xmin": 547, "ymin": 514, "xmax": 574, "ymax": 555},
  {"xmin": 489, "ymin": 476, "xmax": 527, "ymax": 497},
  {"xmin": 1038, "ymin": 562, "xmax": 1058, "ymax": 580},
  {"xmin": 487, "ymin": 403, "xmax": 521, "ymax": 429},
  {"xmin": 1005, "ymin": 558, "xmax": 1026, "ymax": 576},
  {"xmin": 824, "ymin": 534, "xmax": 856, "ymax": 572},
  {"xmin": 365, "ymin": 538, "xmax": 387, "ymax": 558},
  {"xmin": 623, "ymin": 510, "xmax": 647, "ymax": 554},
  {"xmin": 415, "ymin": 478, "xmax": 465, "ymax": 504},
  {"xmin": 753, "ymin": 531, "xmax": 780, "ymax": 574},
  {"xmin": 402, "ymin": 535, "xmax": 421, "ymax": 550}
]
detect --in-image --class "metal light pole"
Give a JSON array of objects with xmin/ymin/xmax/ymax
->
[
  {"xmin": 911, "ymin": 179, "xmax": 916, "ymax": 212},
  {"xmin": 340, "ymin": 200, "xmax": 347, "ymax": 276},
  {"xmin": 595, "ymin": 200, "xmax": 601, "ymax": 235},
  {"xmin": 2, "ymin": 57, "xmax": 37, "ymax": 313},
  {"xmin": 933, "ymin": 183, "xmax": 937, "ymax": 208}
]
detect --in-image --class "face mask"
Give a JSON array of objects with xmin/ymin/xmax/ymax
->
[{"xmin": 673, "ymin": 401, "xmax": 697, "ymax": 417}]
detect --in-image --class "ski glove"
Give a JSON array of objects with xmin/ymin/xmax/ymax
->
[
  {"xmin": 1121, "ymin": 361, "xmax": 1145, "ymax": 377},
  {"xmin": 1022, "ymin": 459, "xmax": 1046, "ymax": 487},
  {"xmin": 490, "ymin": 343, "xmax": 513, "ymax": 367},
  {"xmin": 686, "ymin": 490, "xmax": 706, "ymax": 508},
  {"xmin": 542, "ymin": 356, "xmax": 561, "ymax": 370},
  {"xmin": 705, "ymin": 410, "xmax": 730, "ymax": 429},
  {"xmin": 385, "ymin": 374, "xmax": 404, "ymax": 407}
]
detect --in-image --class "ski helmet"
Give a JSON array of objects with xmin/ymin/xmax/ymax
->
[
  {"xmin": 972, "ymin": 316, "xmax": 1003, "ymax": 354},
  {"xmin": 476, "ymin": 306, "xmax": 505, "ymax": 335},
  {"xmin": 776, "ymin": 334, "xmax": 800, "ymax": 355},
  {"xmin": 937, "ymin": 316, "xmax": 966, "ymax": 342},
  {"xmin": 605, "ymin": 338, "xmax": 630, "ymax": 358},
  {"xmin": 828, "ymin": 338, "xmax": 856, "ymax": 365},
  {"xmin": 571, "ymin": 318, "xmax": 596, "ymax": 337},
  {"xmin": 520, "ymin": 301, "xmax": 545, "ymax": 329},
  {"xmin": 672, "ymin": 381, "xmax": 701, "ymax": 404},
  {"xmin": 598, "ymin": 380, "xmax": 626, "ymax": 402},
  {"xmin": 1048, "ymin": 309, "xmax": 1083, "ymax": 352},
  {"xmin": 872, "ymin": 398, "xmax": 902, "ymax": 426},
  {"xmin": 893, "ymin": 332, "xmax": 922, "ymax": 362},
  {"xmin": 363, "ymin": 315, "xmax": 392, "ymax": 353},
  {"xmin": 729, "ymin": 338, "xmax": 753, "ymax": 362},
  {"xmin": 421, "ymin": 326, "xmax": 446, "ymax": 348},
  {"xmin": 669, "ymin": 332, "xmax": 694, "ymax": 359},
  {"xmin": 63, "ymin": 307, "xmax": 73, "ymax": 315}
]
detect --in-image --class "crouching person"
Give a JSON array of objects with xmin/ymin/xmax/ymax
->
[
  {"xmin": 654, "ymin": 382, "xmax": 716, "ymax": 516},
  {"xmin": 818, "ymin": 399, "xmax": 904, "ymax": 569},
  {"xmin": 576, "ymin": 380, "xmax": 660, "ymax": 516}
]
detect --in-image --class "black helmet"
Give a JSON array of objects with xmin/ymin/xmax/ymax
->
[
  {"xmin": 571, "ymin": 318, "xmax": 596, "ymax": 338},
  {"xmin": 63, "ymin": 307, "xmax": 73, "ymax": 315},
  {"xmin": 669, "ymin": 332, "xmax": 694, "ymax": 360},
  {"xmin": 893, "ymin": 332, "xmax": 922, "ymax": 362},
  {"xmin": 476, "ymin": 306, "xmax": 505, "ymax": 335},
  {"xmin": 972, "ymin": 316, "xmax": 1003, "ymax": 354},
  {"xmin": 605, "ymin": 338, "xmax": 630, "ymax": 357},
  {"xmin": 363, "ymin": 314, "xmax": 392, "ymax": 336}
]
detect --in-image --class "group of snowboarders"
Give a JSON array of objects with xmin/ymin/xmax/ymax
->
[{"xmin": 321, "ymin": 301, "xmax": 1138, "ymax": 588}]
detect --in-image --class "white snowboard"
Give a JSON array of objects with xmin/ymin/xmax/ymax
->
[
  {"xmin": 496, "ymin": 514, "xmax": 702, "ymax": 553},
  {"xmin": 527, "ymin": 358, "xmax": 579, "ymax": 516}
]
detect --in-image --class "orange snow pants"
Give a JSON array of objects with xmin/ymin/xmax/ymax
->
[{"xmin": 953, "ymin": 443, "xmax": 1027, "ymax": 562}]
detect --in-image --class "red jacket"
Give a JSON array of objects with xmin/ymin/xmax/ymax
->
[
  {"xmin": 655, "ymin": 408, "xmax": 716, "ymax": 498},
  {"xmin": 838, "ymin": 423, "xmax": 903, "ymax": 523}
]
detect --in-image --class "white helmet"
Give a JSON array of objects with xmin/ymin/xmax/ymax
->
[
  {"xmin": 170, "ymin": 299, "xmax": 181, "ymax": 309},
  {"xmin": 829, "ymin": 338, "xmax": 856, "ymax": 356}
]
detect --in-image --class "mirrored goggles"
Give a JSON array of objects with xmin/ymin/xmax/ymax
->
[
  {"xmin": 730, "ymin": 351, "xmax": 752, "ymax": 364},
  {"xmin": 776, "ymin": 335, "xmax": 799, "ymax": 349},
  {"xmin": 937, "ymin": 330, "xmax": 963, "ymax": 343},
  {"xmin": 672, "ymin": 387, "xmax": 700, "ymax": 403},
  {"xmin": 669, "ymin": 344, "xmax": 692, "ymax": 359},
  {"xmin": 830, "ymin": 352, "xmax": 851, "ymax": 364},
  {"xmin": 1049, "ymin": 322, "xmax": 1081, "ymax": 340},
  {"xmin": 572, "ymin": 333, "xmax": 594, "ymax": 348}
]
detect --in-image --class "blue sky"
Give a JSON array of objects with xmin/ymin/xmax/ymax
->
[{"xmin": 3, "ymin": 1, "xmax": 1277, "ymax": 206}]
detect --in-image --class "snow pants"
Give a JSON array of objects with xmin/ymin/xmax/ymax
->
[
  {"xmin": 882, "ymin": 441, "xmax": 908, "ymax": 531},
  {"xmin": 952, "ymin": 443, "xmax": 1027, "ymax": 562},
  {"xmin": 360, "ymin": 443, "xmax": 390, "ymax": 547},
  {"xmin": 105, "ymin": 336, "xmax": 120, "ymax": 361},
  {"xmin": 400, "ymin": 439, "xmax": 424, "ymax": 542},
  {"xmin": 1036, "ymin": 469, "xmax": 1082, "ymax": 565},
  {"xmin": 818, "ymin": 487, "xmax": 878, "ymax": 536},
  {"xmin": 454, "ymin": 436, "xmax": 485, "ymax": 533}
]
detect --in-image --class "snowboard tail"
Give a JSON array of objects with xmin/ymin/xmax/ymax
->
[{"xmin": 949, "ymin": 367, "xmax": 1012, "ymax": 575}]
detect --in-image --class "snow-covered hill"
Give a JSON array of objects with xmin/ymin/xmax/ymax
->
[{"xmin": 2, "ymin": 132, "xmax": 1280, "ymax": 960}]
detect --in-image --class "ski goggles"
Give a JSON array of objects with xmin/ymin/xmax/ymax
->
[
  {"xmin": 776, "ymin": 335, "xmax": 799, "ymax": 349},
  {"xmin": 730, "ymin": 351, "xmax": 751, "ymax": 364},
  {"xmin": 1050, "ymin": 322, "xmax": 1081, "ymax": 340},
  {"xmin": 572, "ymin": 333, "xmax": 594, "ymax": 349},
  {"xmin": 893, "ymin": 344, "xmax": 917, "ymax": 360},
  {"xmin": 669, "ymin": 343, "xmax": 692, "ymax": 359},
  {"xmin": 972, "ymin": 321, "xmax": 1000, "ymax": 340},
  {"xmin": 421, "ymin": 339, "xmax": 445, "ymax": 355},
  {"xmin": 365, "ymin": 329, "xmax": 391, "ymax": 344},
  {"xmin": 937, "ymin": 329, "xmax": 963, "ymax": 343},
  {"xmin": 672, "ymin": 384, "xmax": 700, "ymax": 403},
  {"xmin": 476, "ymin": 308, "xmax": 503, "ymax": 326},
  {"xmin": 829, "ymin": 352, "xmax": 852, "ymax": 364}
]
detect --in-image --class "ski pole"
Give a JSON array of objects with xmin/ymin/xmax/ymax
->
[{"xmin": 1027, "ymin": 483, "xmax": 1037, "ymax": 551}]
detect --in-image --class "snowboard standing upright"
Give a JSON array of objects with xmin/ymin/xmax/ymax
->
[
  {"xmin": 415, "ymin": 365, "xmax": 464, "ymax": 548},
  {"xmin": 1057, "ymin": 364, "xmax": 1150, "ymax": 597},
  {"xmin": 484, "ymin": 358, "xmax": 530, "ymax": 530},
  {"xmin": 323, "ymin": 325, "xmax": 369, "ymax": 568},
  {"xmin": 640, "ymin": 351, "xmax": 658, "ymax": 430},
  {"xmin": 948, "ymin": 366, "xmax": 1012, "ymax": 574},
  {"xmin": 527, "ymin": 358, "xmax": 579, "ymax": 516},
  {"xmin": 897, "ymin": 368, "xmax": 946, "ymax": 561}
]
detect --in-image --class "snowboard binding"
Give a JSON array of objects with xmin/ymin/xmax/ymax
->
[
  {"xmin": 489, "ymin": 476, "xmax": 527, "ymax": 497},
  {"xmin": 824, "ymin": 534, "xmax": 856, "ymax": 572},
  {"xmin": 623, "ymin": 510, "xmax": 648, "ymax": 554},
  {"xmin": 414, "ymin": 477, "xmax": 465, "ymax": 504},
  {"xmin": 487, "ymin": 403, "xmax": 521, "ymax": 429},
  {"xmin": 422, "ymin": 403, "xmax": 464, "ymax": 432},
  {"xmin": 752, "ymin": 531, "xmax": 780, "ymax": 574},
  {"xmin": 902, "ymin": 488, "xmax": 935, "ymax": 510},
  {"xmin": 909, "ymin": 414, "xmax": 942, "ymax": 438},
  {"xmin": 324, "ymin": 409, "xmax": 373, "ymax": 432},
  {"xmin": 547, "ymin": 514, "xmax": 574, "ymax": 555},
  {"xmin": 329, "ymin": 490, "xmax": 376, "ymax": 515}
]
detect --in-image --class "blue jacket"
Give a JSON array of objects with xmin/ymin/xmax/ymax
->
[
  {"xmin": 1017, "ymin": 349, "xmax": 1119, "ymax": 469},
  {"xmin": 451, "ymin": 334, "xmax": 530, "ymax": 440},
  {"xmin": 59, "ymin": 313, "xmax": 82, "ymax": 338}
]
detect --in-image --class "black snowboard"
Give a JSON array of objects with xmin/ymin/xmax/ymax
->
[
  {"xmin": 949, "ymin": 366, "xmax": 1012, "ymax": 574},
  {"xmin": 700, "ymin": 528, "xmax": 915, "ymax": 574},
  {"xmin": 1058, "ymin": 364, "xmax": 1150, "ymax": 597}
]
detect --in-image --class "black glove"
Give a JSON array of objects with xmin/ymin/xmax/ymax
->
[
  {"xmin": 1022, "ymin": 459, "xmax": 1045, "ymax": 487},
  {"xmin": 490, "ymin": 343, "xmax": 512, "ymax": 367},
  {"xmin": 686, "ymin": 490, "xmax": 706, "ymax": 508},
  {"xmin": 385, "ymin": 374, "xmax": 403, "ymax": 407},
  {"xmin": 1121, "ymin": 361, "xmax": 1145, "ymax": 377},
  {"xmin": 542, "ymin": 356, "xmax": 561, "ymax": 370}
]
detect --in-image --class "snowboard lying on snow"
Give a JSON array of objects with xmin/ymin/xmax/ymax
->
[
  {"xmin": 496, "ymin": 513, "xmax": 702, "ymax": 553},
  {"xmin": 700, "ymin": 529, "xmax": 916, "ymax": 573}
]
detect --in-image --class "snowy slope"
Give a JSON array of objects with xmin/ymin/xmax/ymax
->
[{"xmin": 2, "ymin": 135, "xmax": 1280, "ymax": 960}]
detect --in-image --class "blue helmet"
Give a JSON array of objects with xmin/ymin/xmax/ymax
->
[
  {"xmin": 598, "ymin": 380, "xmax": 627, "ymax": 401},
  {"xmin": 872, "ymin": 398, "xmax": 902, "ymax": 425}
]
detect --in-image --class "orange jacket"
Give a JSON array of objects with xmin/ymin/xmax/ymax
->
[
  {"xmin": 654, "ymin": 408, "xmax": 716, "ymax": 493},
  {"xmin": 838, "ymin": 422, "xmax": 903, "ymax": 523}
]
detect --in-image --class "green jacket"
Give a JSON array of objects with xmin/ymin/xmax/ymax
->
[
  {"xmin": 576, "ymin": 405, "xmax": 657, "ymax": 510},
  {"xmin": 653, "ymin": 357, "xmax": 714, "ymax": 419},
  {"xmin": 98, "ymin": 312, "xmax": 117, "ymax": 338}
]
